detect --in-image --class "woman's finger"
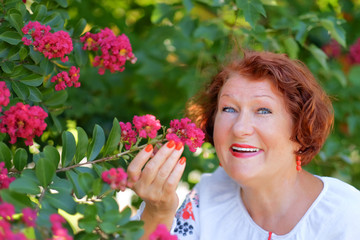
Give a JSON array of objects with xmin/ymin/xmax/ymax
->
[
  {"xmin": 139, "ymin": 140, "xmax": 177, "ymax": 185},
  {"xmin": 163, "ymin": 156, "xmax": 187, "ymax": 194},
  {"xmin": 126, "ymin": 144, "xmax": 154, "ymax": 188},
  {"xmin": 152, "ymin": 142, "xmax": 183, "ymax": 187}
]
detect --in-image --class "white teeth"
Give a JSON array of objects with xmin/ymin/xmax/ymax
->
[{"xmin": 232, "ymin": 147, "xmax": 259, "ymax": 152}]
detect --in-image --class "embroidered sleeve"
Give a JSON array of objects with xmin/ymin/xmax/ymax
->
[{"xmin": 172, "ymin": 189, "xmax": 199, "ymax": 239}]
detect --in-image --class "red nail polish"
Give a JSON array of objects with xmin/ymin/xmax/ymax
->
[
  {"xmin": 179, "ymin": 156, "xmax": 186, "ymax": 165},
  {"xmin": 166, "ymin": 140, "xmax": 175, "ymax": 148},
  {"xmin": 175, "ymin": 142, "xmax": 183, "ymax": 150},
  {"xmin": 145, "ymin": 144, "xmax": 153, "ymax": 152}
]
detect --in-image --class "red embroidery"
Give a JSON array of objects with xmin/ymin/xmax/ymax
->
[{"xmin": 182, "ymin": 202, "xmax": 195, "ymax": 221}]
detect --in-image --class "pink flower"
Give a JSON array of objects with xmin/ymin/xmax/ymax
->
[
  {"xmin": 50, "ymin": 214, "xmax": 73, "ymax": 240},
  {"xmin": 22, "ymin": 208, "xmax": 37, "ymax": 227},
  {"xmin": 80, "ymin": 28, "xmax": 136, "ymax": 75},
  {"xmin": 119, "ymin": 122, "xmax": 137, "ymax": 150},
  {"xmin": 0, "ymin": 162, "xmax": 15, "ymax": 189},
  {"xmin": 22, "ymin": 21, "xmax": 72, "ymax": 62},
  {"xmin": 101, "ymin": 168, "xmax": 128, "ymax": 191},
  {"xmin": 149, "ymin": 224, "xmax": 178, "ymax": 240},
  {"xmin": 0, "ymin": 202, "xmax": 15, "ymax": 220},
  {"xmin": 133, "ymin": 114, "xmax": 161, "ymax": 139},
  {"xmin": 166, "ymin": 118, "xmax": 205, "ymax": 152},
  {"xmin": 349, "ymin": 38, "xmax": 360, "ymax": 64},
  {"xmin": 0, "ymin": 81, "xmax": 11, "ymax": 112},
  {"xmin": 51, "ymin": 66, "xmax": 81, "ymax": 91},
  {"xmin": 0, "ymin": 102, "xmax": 48, "ymax": 146},
  {"xmin": 322, "ymin": 39, "xmax": 341, "ymax": 58}
]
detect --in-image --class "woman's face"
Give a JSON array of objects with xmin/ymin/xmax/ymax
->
[{"xmin": 213, "ymin": 74, "xmax": 298, "ymax": 185}]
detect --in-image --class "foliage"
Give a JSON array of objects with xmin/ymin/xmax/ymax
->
[{"xmin": 1, "ymin": 0, "xmax": 360, "ymax": 238}]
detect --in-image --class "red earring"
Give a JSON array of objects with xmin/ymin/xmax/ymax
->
[{"xmin": 296, "ymin": 155, "xmax": 302, "ymax": 171}]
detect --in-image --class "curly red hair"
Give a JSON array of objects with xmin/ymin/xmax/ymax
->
[{"xmin": 186, "ymin": 51, "xmax": 334, "ymax": 165}]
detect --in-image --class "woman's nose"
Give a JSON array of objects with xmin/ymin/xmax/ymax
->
[{"xmin": 232, "ymin": 111, "xmax": 254, "ymax": 137}]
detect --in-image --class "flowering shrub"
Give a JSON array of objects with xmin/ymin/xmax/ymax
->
[
  {"xmin": 102, "ymin": 168, "xmax": 128, "ymax": 191},
  {"xmin": 0, "ymin": 103, "xmax": 48, "ymax": 146},
  {"xmin": 349, "ymin": 38, "xmax": 360, "ymax": 64},
  {"xmin": 51, "ymin": 66, "xmax": 81, "ymax": 91},
  {"xmin": 0, "ymin": 82, "xmax": 10, "ymax": 112},
  {"xmin": 80, "ymin": 28, "xmax": 137, "ymax": 74},
  {"xmin": 149, "ymin": 224, "xmax": 178, "ymax": 240}
]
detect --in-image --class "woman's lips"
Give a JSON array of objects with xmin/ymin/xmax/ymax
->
[{"xmin": 230, "ymin": 144, "xmax": 262, "ymax": 158}]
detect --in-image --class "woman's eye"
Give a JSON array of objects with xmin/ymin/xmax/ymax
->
[
  {"xmin": 222, "ymin": 107, "xmax": 235, "ymax": 113},
  {"xmin": 257, "ymin": 108, "xmax": 272, "ymax": 114}
]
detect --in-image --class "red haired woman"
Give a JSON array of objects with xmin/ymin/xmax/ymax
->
[{"xmin": 128, "ymin": 51, "xmax": 360, "ymax": 239}]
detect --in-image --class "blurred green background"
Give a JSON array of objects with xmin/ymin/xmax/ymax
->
[{"xmin": 50, "ymin": 0, "xmax": 360, "ymax": 189}]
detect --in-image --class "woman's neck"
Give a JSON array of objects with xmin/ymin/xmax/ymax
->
[{"xmin": 240, "ymin": 170, "xmax": 323, "ymax": 235}]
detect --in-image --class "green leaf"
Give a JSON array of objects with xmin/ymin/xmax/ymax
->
[
  {"xmin": 61, "ymin": 131, "xmax": 77, "ymax": 167},
  {"xmin": 40, "ymin": 58, "xmax": 54, "ymax": 75},
  {"xmin": 236, "ymin": 0, "xmax": 266, "ymax": 28},
  {"xmin": 0, "ymin": 42, "xmax": 10, "ymax": 58},
  {"xmin": 43, "ymin": 12, "xmax": 62, "ymax": 27},
  {"xmin": 50, "ymin": 176, "xmax": 73, "ymax": 194},
  {"xmin": 7, "ymin": 45, "xmax": 20, "ymax": 61},
  {"xmin": 36, "ymin": 158, "xmax": 56, "ymax": 187},
  {"xmin": 102, "ymin": 118, "xmax": 121, "ymax": 157},
  {"xmin": 31, "ymin": 4, "xmax": 47, "ymax": 21},
  {"xmin": 9, "ymin": 13, "xmax": 24, "ymax": 34},
  {"xmin": 348, "ymin": 66, "xmax": 360, "ymax": 87},
  {"xmin": 87, "ymin": 125, "xmax": 105, "ymax": 161},
  {"xmin": 19, "ymin": 46, "xmax": 28, "ymax": 61},
  {"xmin": 0, "ymin": 31, "xmax": 22, "ymax": 45},
  {"xmin": 332, "ymin": 69, "xmax": 347, "ymax": 87},
  {"xmin": 9, "ymin": 176, "xmax": 40, "ymax": 195},
  {"xmin": 66, "ymin": 170, "xmax": 86, "ymax": 199},
  {"xmin": 99, "ymin": 222, "xmax": 117, "ymax": 234},
  {"xmin": 29, "ymin": 46, "xmax": 43, "ymax": 64},
  {"xmin": 44, "ymin": 145, "xmax": 60, "ymax": 168},
  {"xmin": 283, "ymin": 37, "xmax": 299, "ymax": 59},
  {"xmin": 78, "ymin": 217, "xmax": 98, "ymax": 233},
  {"xmin": 13, "ymin": 148, "xmax": 28, "ymax": 171},
  {"xmin": 118, "ymin": 207, "xmax": 132, "ymax": 225},
  {"xmin": 73, "ymin": 18, "xmax": 87, "ymax": 38},
  {"xmin": 0, "ymin": 189, "xmax": 32, "ymax": 211},
  {"xmin": 44, "ymin": 90, "xmax": 68, "ymax": 106},
  {"xmin": 320, "ymin": 18, "xmax": 346, "ymax": 47},
  {"xmin": 28, "ymin": 86, "xmax": 43, "ymax": 102},
  {"xmin": 74, "ymin": 42, "xmax": 88, "ymax": 66},
  {"xmin": 19, "ymin": 74, "xmax": 43, "ymax": 87},
  {"xmin": 44, "ymin": 192, "xmax": 76, "ymax": 214},
  {"xmin": 54, "ymin": 0, "xmax": 68, "ymax": 8},
  {"xmin": 75, "ymin": 127, "xmax": 89, "ymax": 163},
  {"xmin": 12, "ymin": 81, "xmax": 30, "ymax": 100},
  {"xmin": 307, "ymin": 44, "xmax": 328, "ymax": 70},
  {"xmin": 0, "ymin": 142, "xmax": 12, "ymax": 170},
  {"xmin": 78, "ymin": 172, "xmax": 94, "ymax": 195},
  {"xmin": 0, "ymin": 61, "xmax": 15, "ymax": 73}
]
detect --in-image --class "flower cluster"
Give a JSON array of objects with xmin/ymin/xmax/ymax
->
[
  {"xmin": 0, "ymin": 82, "xmax": 10, "ymax": 112},
  {"xmin": 80, "ymin": 28, "xmax": 137, "ymax": 75},
  {"xmin": 51, "ymin": 66, "xmax": 81, "ymax": 91},
  {"xmin": 166, "ymin": 118, "xmax": 205, "ymax": 152},
  {"xmin": 0, "ymin": 162, "xmax": 15, "ymax": 190},
  {"xmin": 101, "ymin": 167, "xmax": 128, "ymax": 191},
  {"xmin": 322, "ymin": 39, "xmax": 341, "ymax": 58},
  {"xmin": 0, "ymin": 202, "xmax": 35, "ymax": 239},
  {"xmin": 22, "ymin": 21, "xmax": 73, "ymax": 62},
  {"xmin": 50, "ymin": 214, "xmax": 73, "ymax": 240},
  {"xmin": 133, "ymin": 114, "xmax": 161, "ymax": 139},
  {"xmin": 149, "ymin": 224, "xmax": 178, "ymax": 240},
  {"xmin": 0, "ymin": 102, "xmax": 48, "ymax": 146},
  {"xmin": 349, "ymin": 38, "xmax": 360, "ymax": 64},
  {"xmin": 120, "ymin": 114, "xmax": 161, "ymax": 150}
]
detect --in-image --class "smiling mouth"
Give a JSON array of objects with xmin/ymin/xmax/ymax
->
[{"xmin": 231, "ymin": 146, "xmax": 260, "ymax": 153}]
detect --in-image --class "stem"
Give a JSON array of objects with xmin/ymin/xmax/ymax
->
[
  {"xmin": 36, "ymin": 187, "xmax": 47, "ymax": 212},
  {"xmin": 56, "ymin": 143, "xmax": 148, "ymax": 172}
]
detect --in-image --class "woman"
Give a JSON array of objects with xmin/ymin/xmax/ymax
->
[{"xmin": 128, "ymin": 51, "xmax": 360, "ymax": 239}]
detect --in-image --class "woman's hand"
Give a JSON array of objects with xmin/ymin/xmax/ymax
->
[{"xmin": 126, "ymin": 140, "xmax": 186, "ymax": 237}]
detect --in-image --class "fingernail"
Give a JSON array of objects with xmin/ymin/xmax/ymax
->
[
  {"xmin": 145, "ymin": 144, "xmax": 153, "ymax": 152},
  {"xmin": 175, "ymin": 142, "xmax": 183, "ymax": 150},
  {"xmin": 179, "ymin": 156, "xmax": 186, "ymax": 165},
  {"xmin": 166, "ymin": 140, "xmax": 175, "ymax": 148}
]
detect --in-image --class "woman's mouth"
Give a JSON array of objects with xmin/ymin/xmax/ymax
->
[{"xmin": 230, "ymin": 144, "xmax": 262, "ymax": 158}]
